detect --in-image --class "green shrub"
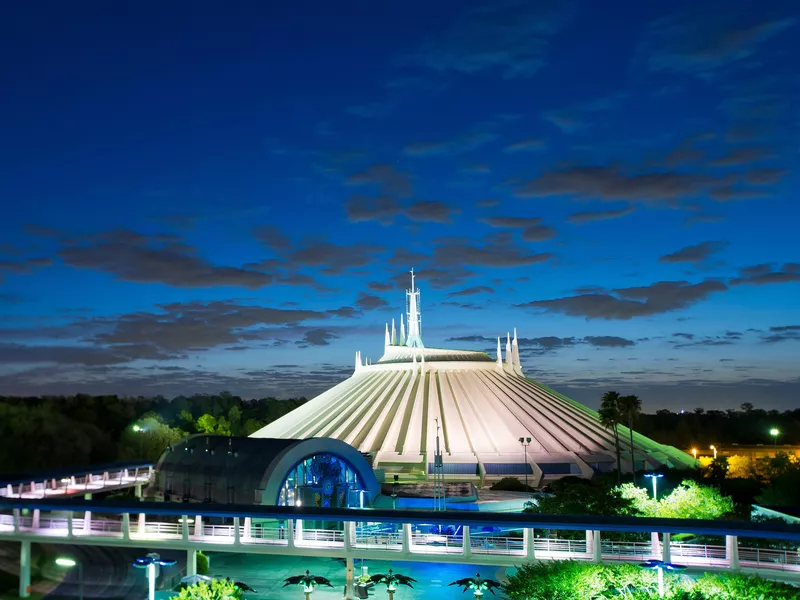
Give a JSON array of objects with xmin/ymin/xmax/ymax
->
[
  {"xmin": 693, "ymin": 572, "xmax": 799, "ymax": 599},
  {"xmin": 196, "ymin": 551, "xmax": 209, "ymax": 575}
]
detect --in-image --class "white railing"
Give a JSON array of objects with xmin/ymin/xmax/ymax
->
[
  {"xmin": 1, "ymin": 514, "xmax": 798, "ymax": 573},
  {"xmin": 1, "ymin": 467, "xmax": 152, "ymax": 498}
]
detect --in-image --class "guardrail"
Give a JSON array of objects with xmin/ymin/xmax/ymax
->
[
  {"xmin": 1, "ymin": 512, "xmax": 798, "ymax": 572},
  {"xmin": 1, "ymin": 466, "xmax": 153, "ymax": 499}
]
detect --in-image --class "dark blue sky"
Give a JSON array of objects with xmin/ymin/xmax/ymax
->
[{"xmin": 1, "ymin": 0, "xmax": 798, "ymax": 409}]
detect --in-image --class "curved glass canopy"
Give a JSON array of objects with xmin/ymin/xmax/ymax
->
[{"xmin": 278, "ymin": 452, "xmax": 367, "ymax": 508}]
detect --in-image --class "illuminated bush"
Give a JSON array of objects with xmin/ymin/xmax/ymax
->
[
  {"xmin": 176, "ymin": 579, "xmax": 242, "ymax": 600},
  {"xmin": 617, "ymin": 479, "xmax": 734, "ymax": 519},
  {"xmin": 503, "ymin": 561, "xmax": 798, "ymax": 600}
]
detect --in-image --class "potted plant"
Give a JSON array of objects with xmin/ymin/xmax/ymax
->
[
  {"xmin": 370, "ymin": 569, "xmax": 417, "ymax": 600},
  {"xmin": 449, "ymin": 574, "xmax": 502, "ymax": 598},
  {"xmin": 283, "ymin": 570, "xmax": 333, "ymax": 600}
]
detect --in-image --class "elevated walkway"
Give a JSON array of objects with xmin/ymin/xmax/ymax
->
[{"xmin": 0, "ymin": 462, "xmax": 153, "ymax": 499}]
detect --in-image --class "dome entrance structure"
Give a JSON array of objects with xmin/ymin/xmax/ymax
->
[{"xmin": 251, "ymin": 272, "xmax": 693, "ymax": 486}]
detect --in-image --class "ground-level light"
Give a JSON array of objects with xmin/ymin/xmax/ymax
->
[
  {"xmin": 644, "ymin": 473, "xmax": 664, "ymax": 501},
  {"xmin": 55, "ymin": 557, "xmax": 83, "ymax": 600}
]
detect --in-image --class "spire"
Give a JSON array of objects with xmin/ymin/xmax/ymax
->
[
  {"xmin": 496, "ymin": 336, "xmax": 503, "ymax": 369},
  {"xmin": 405, "ymin": 268, "xmax": 424, "ymax": 348},
  {"xmin": 391, "ymin": 318, "xmax": 397, "ymax": 345},
  {"xmin": 400, "ymin": 314, "xmax": 406, "ymax": 345},
  {"xmin": 506, "ymin": 332, "xmax": 512, "ymax": 368},
  {"xmin": 354, "ymin": 351, "xmax": 362, "ymax": 373},
  {"xmin": 512, "ymin": 328, "xmax": 521, "ymax": 374},
  {"xmin": 385, "ymin": 323, "xmax": 390, "ymax": 347}
]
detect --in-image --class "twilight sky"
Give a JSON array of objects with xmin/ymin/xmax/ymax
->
[{"xmin": 1, "ymin": 1, "xmax": 798, "ymax": 410}]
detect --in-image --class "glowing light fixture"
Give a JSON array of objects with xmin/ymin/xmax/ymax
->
[
  {"xmin": 55, "ymin": 557, "xmax": 83, "ymax": 600},
  {"xmin": 769, "ymin": 428, "xmax": 780, "ymax": 449},
  {"xmin": 133, "ymin": 554, "xmax": 177, "ymax": 600},
  {"xmin": 639, "ymin": 559, "xmax": 686, "ymax": 598},
  {"xmin": 644, "ymin": 473, "xmax": 664, "ymax": 501},
  {"xmin": 709, "ymin": 445, "xmax": 717, "ymax": 459},
  {"xmin": 690, "ymin": 448, "xmax": 697, "ymax": 461}
]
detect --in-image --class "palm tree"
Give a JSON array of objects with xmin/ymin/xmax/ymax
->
[
  {"xmin": 283, "ymin": 571, "xmax": 333, "ymax": 600},
  {"xmin": 599, "ymin": 391, "xmax": 623, "ymax": 484},
  {"xmin": 370, "ymin": 569, "xmax": 417, "ymax": 600},
  {"xmin": 619, "ymin": 394, "xmax": 642, "ymax": 477},
  {"xmin": 449, "ymin": 574, "xmax": 503, "ymax": 598}
]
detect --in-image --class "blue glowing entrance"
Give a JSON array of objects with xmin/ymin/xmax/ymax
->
[{"xmin": 278, "ymin": 452, "xmax": 367, "ymax": 508}]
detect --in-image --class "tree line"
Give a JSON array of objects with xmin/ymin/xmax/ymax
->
[{"xmin": 0, "ymin": 392, "xmax": 307, "ymax": 477}]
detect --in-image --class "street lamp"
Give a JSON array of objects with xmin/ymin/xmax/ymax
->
[
  {"xmin": 132, "ymin": 424, "xmax": 146, "ymax": 457},
  {"xmin": 770, "ymin": 428, "xmax": 780, "ymax": 450},
  {"xmin": 55, "ymin": 557, "xmax": 83, "ymax": 600},
  {"xmin": 709, "ymin": 445, "xmax": 717, "ymax": 459},
  {"xmin": 690, "ymin": 448, "xmax": 697, "ymax": 462},
  {"xmin": 518, "ymin": 437, "xmax": 531, "ymax": 493},
  {"xmin": 644, "ymin": 473, "xmax": 664, "ymax": 501},
  {"xmin": 133, "ymin": 554, "xmax": 177, "ymax": 600},
  {"xmin": 639, "ymin": 559, "xmax": 686, "ymax": 598}
]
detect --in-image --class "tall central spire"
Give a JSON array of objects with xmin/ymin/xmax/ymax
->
[{"xmin": 405, "ymin": 268, "xmax": 424, "ymax": 348}]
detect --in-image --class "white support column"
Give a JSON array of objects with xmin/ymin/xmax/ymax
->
[
  {"xmin": 286, "ymin": 520, "xmax": 295, "ymax": 549},
  {"xmin": 525, "ymin": 528, "xmax": 536, "ymax": 560},
  {"xmin": 345, "ymin": 556, "xmax": 355, "ymax": 600},
  {"xmin": 83, "ymin": 510, "xmax": 92, "ymax": 534},
  {"xmin": 585, "ymin": 529, "xmax": 593, "ymax": 558},
  {"xmin": 462, "ymin": 526, "xmax": 472, "ymax": 558},
  {"xmin": 134, "ymin": 484, "xmax": 143, "ymax": 499},
  {"xmin": 592, "ymin": 530, "xmax": 602, "ymax": 563},
  {"xmin": 233, "ymin": 517, "xmax": 241, "ymax": 546},
  {"xmin": 138, "ymin": 513, "xmax": 146, "ymax": 535},
  {"xmin": 122, "ymin": 513, "xmax": 130, "ymax": 540},
  {"xmin": 402, "ymin": 523, "xmax": 412, "ymax": 554},
  {"xmin": 186, "ymin": 549, "xmax": 197, "ymax": 577},
  {"xmin": 181, "ymin": 515, "xmax": 189, "ymax": 542},
  {"xmin": 12, "ymin": 509, "xmax": 20, "ymax": 533},
  {"xmin": 662, "ymin": 533, "xmax": 671, "ymax": 564},
  {"xmin": 726, "ymin": 535, "xmax": 739, "ymax": 570},
  {"xmin": 650, "ymin": 531, "xmax": 660, "ymax": 558},
  {"xmin": 194, "ymin": 515, "xmax": 203, "ymax": 537},
  {"xmin": 344, "ymin": 522, "xmax": 355, "ymax": 551},
  {"xmin": 31, "ymin": 510, "xmax": 40, "ymax": 530},
  {"xmin": 19, "ymin": 540, "xmax": 31, "ymax": 598},
  {"xmin": 243, "ymin": 517, "xmax": 252, "ymax": 542},
  {"xmin": 67, "ymin": 513, "xmax": 73, "ymax": 538}
]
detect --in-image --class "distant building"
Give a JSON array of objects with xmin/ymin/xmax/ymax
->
[{"xmin": 251, "ymin": 272, "xmax": 693, "ymax": 486}]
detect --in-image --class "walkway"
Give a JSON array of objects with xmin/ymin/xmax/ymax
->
[{"xmin": 0, "ymin": 463, "xmax": 153, "ymax": 499}]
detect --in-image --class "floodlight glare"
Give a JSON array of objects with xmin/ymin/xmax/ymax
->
[
  {"xmin": 55, "ymin": 558, "xmax": 77, "ymax": 568},
  {"xmin": 644, "ymin": 473, "xmax": 664, "ymax": 501},
  {"xmin": 770, "ymin": 428, "xmax": 779, "ymax": 436}
]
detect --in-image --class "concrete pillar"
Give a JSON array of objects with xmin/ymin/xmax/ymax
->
[
  {"xmin": 194, "ymin": 515, "xmax": 203, "ymax": 537},
  {"xmin": 138, "ymin": 513, "xmax": 146, "ymax": 535},
  {"xmin": 662, "ymin": 533, "xmax": 671, "ymax": 564},
  {"xmin": 287, "ymin": 520, "xmax": 295, "ymax": 549},
  {"xmin": 525, "ymin": 528, "xmax": 536, "ymax": 559},
  {"xmin": 186, "ymin": 549, "xmax": 197, "ymax": 577},
  {"xmin": 13, "ymin": 509, "xmax": 20, "ymax": 533},
  {"xmin": 181, "ymin": 516, "xmax": 189, "ymax": 542},
  {"xmin": 295, "ymin": 518, "xmax": 303, "ymax": 543},
  {"xmin": 462, "ymin": 526, "xmax": 472, "ymax": 557},
  {"xmin": 344, "ymin": 522, "xmax": 355, "ymax": 551},
  {"xmin": 243, "ymin": 517, "xmax": 252, "ymax": 541},
  {"xmin": 19, "ymin": 540, "xmax": 31, "ymax": 598},
  {"xmin": 726, "ymin": 535, "xmax": 739, "ymax": 570},
  {"xmin": 135, "ymin": 484, "xmax": 143, "ymax": 499},
  {"xmin": 592, "ymin": 531, "xmax": 602, "ymax": 563},
  {"xmin": 6, "ymin": 483, "xmax": 13, "ymax": 496},
  {"xmin": 402, "ymin": 523, "xmax": 412, "ymax": 554},
  {"xmin": 122, "ymin": 513, "xmax": 130, "ymax": 540},
  {"xmin": 345, "ymin": 556, "xmax": 355, "ymax": 600},
  {"xmin": 651, "ymin": 531, "xmax": 660, "ymax": 558},
  {"xmin": 586, "ymin": 529, "xmax": 594, "ymax": 557},
  {"xmin": 67, "ymin": 513, "xmax": 73, "ymax": 537},
  {"xmin": 83, "ymin": 511, "xmax": 92, "ymax": 534},
  {"xmin": 31, "ymin": 510, "xmax": 40, "ymax": 530},
  {"xmin": 233, "ymin": 517, "xmax": 241, "ymax": 545}
]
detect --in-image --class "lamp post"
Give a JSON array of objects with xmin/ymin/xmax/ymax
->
[
  {"xmin": 518, "ymin": 437, "xmax": 531, "ymax": 493},
  {"xmin": 55, "ymin": 557, "xmax": 83, "ymax": 600},
  {"xmin": 770, "ymin": 428, "xmax": 780, "ymax": 452},
  {"xmin": 132, "ymin": 424, "xmax": 146, "ymax": 458},
  {"xmin": 644, "ymin": 473, "xmax": 664, "ymax": 501},
  {"xmin": 133, "ymin": 554, "xmax": 176, "ymax": 600},
  {"xmin": 638, "ymin": 560, "xmax": 686, "ymax": 598},
  {"xmin": 690, "ymin": 448, "xmax": 697, "ymax": 463},
  {"xmin": 709, "ymin": 445, "xmax": 717, "ymax": 459}
]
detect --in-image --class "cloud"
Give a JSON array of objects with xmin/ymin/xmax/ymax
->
[
  {"xmin": 730, "ymin": 264, "xmax": 800, "ymax": 286},
  {"xmin": 476, "ymin": 199, "xmax": 500, "ymax": 207},
  {"xmin": 710, "ymin": 147, "xmax": 771, "ymax": 166},
  {"xmin": 0, "ymin": 342, "xmax": 180, "ymax": 365},
  {"xmin": 641, "ymin": 14, "xmax": 796, "ymax": 75},
  {"xmin": 446, "ymin": 286, "xmax": 494, "ymax": 298},
  {"xmin": 406, "ymin": 201, "xmax": 460, "ymax": 223},
  {"xmin": 407, "ymin": 0, "xmax": 574, "ymax": 78},
  {"xmin": 708, "ymin": 186, "xmax": 770, "ymax": 202},
  {"xmin": 252, "ymin": 225, "xmax": 291, "ymax": 251},
  {"xmin": 59, "ymin": 229, "xmax": 273, "ymax": 289},
  {"xmin": 346, "ymin": 164, "xmax": 413, "ymax": 197},
  {"xmin": 568, "ymin": 206, "xmax": 636, "ymax": 224},
  {"xmin": 297, "ymin": 329, "xmax": 339, "ymax": 347},
  {"xmin": 743, "ymin": 169, "xmax": 789, "ymax": 185},
  {"xmin": 288, "ymin": 241, "xmax": 384, "ymax": 276},
  {"xmin": 478, "ymin": 216, "xmax": 556, "ymax": 242},
  {"xmin": 514, "ymin": 166, "xmax": 721, "ymax": 205},
  {"xmin": 684, "ymin": 213, "xmax": 724, "ymax": 226},
  {"xmin": 345, "ymin": 195, "xmax": 400, "ymax": 225},
  {"xmin": 367, "ymin": 281, "xmax": 394, "ymax": 293},
  {"xmin": 584, "ymin": 336, "xmax": 636, "ymax": 348},
  {"xmin": 355, "ymin": 293, "xmax": 389, "ymax": 311},
  {"xmin": 659, "ymin": 241, "xmax": 728, "ymax": 264},
  {"xmin": 520, "ymin": 279, "xmax": 727, "ymax": 319},
  {"xmin": 504, "ymin": 138, "xmax": 546, "ymax": 153},
  {"xmin": 432, "ymin": 240, "xmax": 553, "ymax": 268},
  {"xmin": 404, "ymin": 131, "xmax": 497, "ymax": 157}
]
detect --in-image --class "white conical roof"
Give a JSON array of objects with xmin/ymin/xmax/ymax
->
[{"xmin": 251, "ymin": 275, "xmax": 693, "ymax": 483}]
